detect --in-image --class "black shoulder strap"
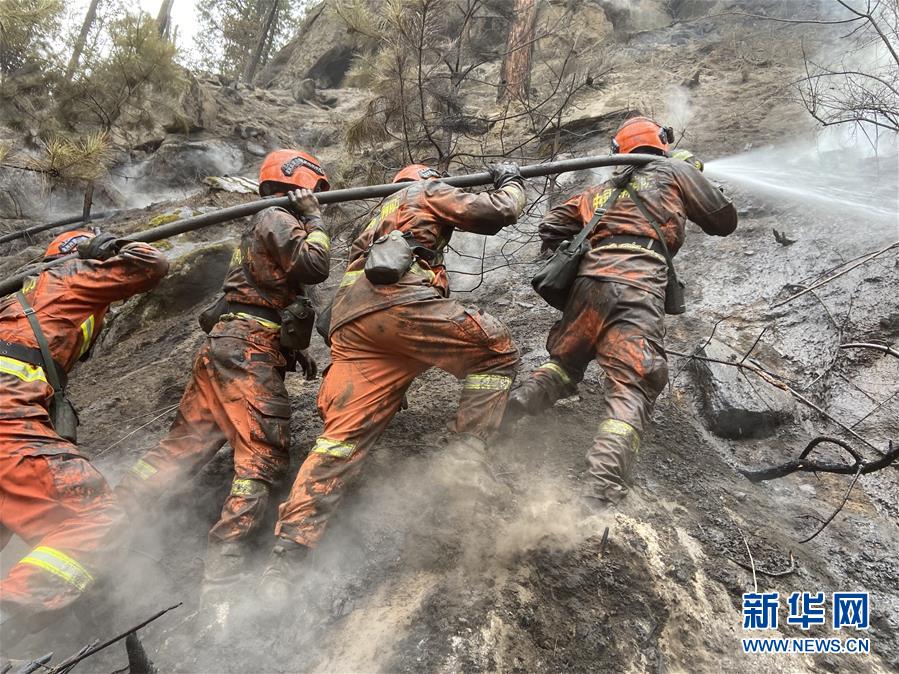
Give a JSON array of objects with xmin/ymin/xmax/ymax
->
[
  {"xmin": 627, "ymin": 183, "xmax": 678, "ymax": 273},
  {"xmin": 571, "ymin": 186, "xmax": 625, "ymax": 250},
  {"xmin": 15, "ymin": 292, "xmax": 65, "ymax": 394}
]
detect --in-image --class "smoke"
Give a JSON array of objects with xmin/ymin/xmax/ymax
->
[{"xmin": 664, "ymin": 84, "xmax": 695, "ymax": 134}]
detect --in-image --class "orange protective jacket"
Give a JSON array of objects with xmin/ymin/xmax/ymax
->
[
  {"xmin": 329, "ymin": 180, "xmax": 525, "ymax": 332},
  {"xmin": 0, "ymin": 243, "xmax": 170, "ymax": 456},
  {"xmin": 539, "ymin": 157, "xmax": 737, "ymax": 298}
]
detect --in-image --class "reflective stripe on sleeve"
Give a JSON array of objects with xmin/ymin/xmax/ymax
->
[
  {"xmin": 311, "ymin": 436, "xmax": 357, "ymax": 459},
  {"xmin": 462, "ymin": 373, "xmax": 513, "ymax": 391},
  {"xmin": 598, "ymin": 419, "xmax": 641, "ymax": 452},
  {"xmin": 306, "ymin": 230, "xmax": 331, "ymax": 252},
  {"xmin": 537, "ymin": 362, "xmax": 572, "ymax": 387},
  {"xmin": 339, "ymin": 270, "xmax": 364, "ymax": 288},
  {"xmin": 0, "ymin": 356, "xmax": 47, "ymax": 384},
  {"xmin": 77, "ymin": 315, "xmax": 96, "ymax": 359},
  {"xmin": 129, "ymin": 459, "xmax": 158, "ymax": 480},
  {"xmin": 18, "ymin": 546, "xmax": 94, "ymax": 592},
  {"xmin": 230, "ymin": 478, "xmax": 269, "ymax": 497},
  {"xmin": 501, "ymin": 183, "xmax": 526, "ymax": 214}
]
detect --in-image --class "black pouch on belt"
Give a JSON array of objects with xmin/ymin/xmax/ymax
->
[
  {"xmin": 198, "ymin": 294, "xmax": 229, "ymax": 334},
  {"xmin": 364, "ymin": 230, "xmax": 415, "ymax": 284},
  {"xmin": 280, "ymin": 296, "xmax": 315, "ymax": 350},
  {"xmin": 15, "ymin": 292, "xmax": 79, "ymax": 443}
]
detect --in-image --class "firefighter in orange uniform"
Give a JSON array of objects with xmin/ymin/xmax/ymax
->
[
  {"xmin": 508, "ymin": 117, "xmax": 738, "ymax": 506},
  {"xmin": 115, "ymin": 150, "xmax": 332, "ymax": 621},
  {"xmin": 0, "ymin": 230, "xmax": 169, "ymax": 642},
  {"xmin": 259, "ymin": 163, "xmax": 526, "ymax": 595}
]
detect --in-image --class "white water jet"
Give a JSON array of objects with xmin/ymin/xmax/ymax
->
[{"xmin": 705, "ymin": 141, "xmax": 898, "ymax": 230}]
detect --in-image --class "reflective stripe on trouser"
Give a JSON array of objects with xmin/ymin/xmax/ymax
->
[
  {"xmin": 115, "ymin": 335, "xmax": 290, "ymax": 544},
  {"xmin": 17, "ymin": 546, "xmax": 94, "ymax": 592},
  {"xmin": 542, "ymin": 278, "xmax": 667, "ymax": 500},
  {"xmin": 0, "ymin": 356, "xmax": 47, "ymax": 384},
  {"xmin": 275, "ymin": 298, "xmax": 519, "ymax": 548},
  {"xmin": 0, "ymin": 453, "xmax": 125, "ymax": 613}
]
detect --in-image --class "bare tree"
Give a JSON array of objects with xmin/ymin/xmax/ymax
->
[
  {"xmin": 65, "ymin": 0, "xmax": 100, "ymax": 80},
  {"xmin": 156, "ymin": 0, "xmax": 175, "ymax": 38},
  {"xmin": 339, "ymin": 0, "xmax": 603, "ymax": 178},
  {"xmin": 795, "ymin": 1, "xmax": 899, "ymax": 133},
  {"xmin": 497, "ymin": 0, "xmax": 538, "ymax": 102},
  {"xmin": 243, "ymin": 0, "xmax": 280, "ymax": 83}
]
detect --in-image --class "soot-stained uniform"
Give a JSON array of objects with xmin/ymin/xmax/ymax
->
[
  {"xmin": 117, "ymin": 207, "xmax": 330, "ymax": 544},
  {"xmin": 275, "ymin": 179, "xmax": 525, "ymax": 548},
  {"xmin": 0, "ymin": 243, "xmax": 168, "ymax": 614},
  {"xmin": 524, "ymin": 157, "xmax": 737, "ymax": 502}
]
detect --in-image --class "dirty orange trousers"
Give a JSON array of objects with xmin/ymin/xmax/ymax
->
[
  {"xmin": 0, "ymin": 375, "xmax": 125, "ymax": 615},
  {"xmin": 524, "ymin": 277, "xmax": 668, "ymax": 501},
  {"xmin": 275, "ymin": 298, "xmax": 519, "ymax": 548},
  {"xmin": 116, "ymin": 324, "xmax": 291, "ymax": 544}
]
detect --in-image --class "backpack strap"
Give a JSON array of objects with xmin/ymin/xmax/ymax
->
[
  {"xmin": 626, "ymin": 184, "xmax": 679, "ymax": 276},
  {"xmin": 15, "ymin": 292, "xmax": 65, "ymax": 394}
]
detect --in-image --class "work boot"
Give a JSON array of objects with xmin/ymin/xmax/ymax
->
[
  {"xmin": 258, "ymin": 539, "xmax": 310, "ymax": 612},
  {"xmin": 435, "ymin": 434, "xmax": 509, "ymax": 504},
  {"xmin": 504, "ymin": 381, "xmax": 552, "ymax": 422},
  {"xmin": 585, "ymin": 419, "xmax": 641, "ymax": 504},
  {"xmin": 196, "ymin": 541, "xmax": 250, "ymax": 642}
]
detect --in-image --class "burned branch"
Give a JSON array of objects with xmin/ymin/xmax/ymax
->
[{"xmin": 738, "ymin": 437, "xmax": 899, "ymax": 482}]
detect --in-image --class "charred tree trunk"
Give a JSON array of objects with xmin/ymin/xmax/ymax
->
[
  {"xmin": 156, "ymin": 0, "xmax": 175, "ymax": 38},
  {"xmin": 81, "ymin": 182, "xmax": 94, "ymax": 220},
  {"xmin": 243, "ymin": 0, "xmax": 280, "ymax": 85},
  {"xmin": 65, "ymin": 0, "xmax": 101, "ymax": 81},
  {"xmin": 497, "ymin": 0, "xmax": 538, "ymax": 102}
]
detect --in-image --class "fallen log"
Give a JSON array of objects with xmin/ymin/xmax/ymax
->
[{"xmin": 0, "ymin": 211, "xmax": 117, "ymax": 245}]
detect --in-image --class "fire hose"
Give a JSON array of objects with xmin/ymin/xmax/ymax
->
[{"xmin": 0, "ymin": 153, "xmax": 659, "ymax": 296}]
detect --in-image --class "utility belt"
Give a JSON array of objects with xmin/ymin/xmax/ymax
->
[
  {"xmin": 199, "ymin": 296, "xmax": 314, "ymax": 351},
  {"xmin": 0, "ymin": 339, "xmax": 68, "ymax": 389},
  {"xmin": 222, "ymin": 301, "xmax": 282, "ymax": 327},
  {"xmin": 596, "ymin": 234, "xmax": 666, "ymax": 259}
]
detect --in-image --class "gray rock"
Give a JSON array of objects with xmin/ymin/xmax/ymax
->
[
  {"xmin": 246, "ymin": 142, "xmax": 268, "ymax": 157},
  {"xmin": 689, "ymin": 338, "xmax": 794, "ymax": 439},
  {"xmin": 147, "ymin": 139, "xmax": 244, "ymax": 186},
  {"xmin": 162, "ymin": 71, "xmax": 219, "ymax": 134},
  {"xmin": 0, "ymin": 164, "xmax": 45, "ymax": 219},
  {"xmin": 292, "ymin": 78, "xmax": 316, "ymax": 103}
]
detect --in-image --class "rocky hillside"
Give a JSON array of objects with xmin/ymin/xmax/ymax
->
[{"xmin": 1, "ymin": 1, "xmax": 897, "ymax": 672}]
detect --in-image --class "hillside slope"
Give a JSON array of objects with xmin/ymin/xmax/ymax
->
[{"xmin": 1, "ymin": 1, "xmax": 897, "ymax": 672}]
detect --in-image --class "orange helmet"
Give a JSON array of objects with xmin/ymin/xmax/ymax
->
[
  {"xmin": 611, "ymin": 116, "xmax": 674, "ymax": 155},
  {"xmin": 258, "ymin": 149, "xmax": 330, "ymax": 196},
  {"xmin": 392, "ymin": 164, "xmax": 441, "ymax": 183},
  {"xmin": 44, "ymin": 228, "xmax": 96, "ymax": 260}
]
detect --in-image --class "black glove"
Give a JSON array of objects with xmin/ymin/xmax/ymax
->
[
  {"xmin": 296, "ymin": 349, "xmax": 318, "ymax": 380},
  {"xmin": 487, "ymin": 162, "xmax": 523, "ymax": 190},
  {"xmin": 77, "ymin": 232, "xmax": 121, "ymax": 261},
  {"xmin": 286, "ymin": 188, "xmax": 322, "ymax": 218}
]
